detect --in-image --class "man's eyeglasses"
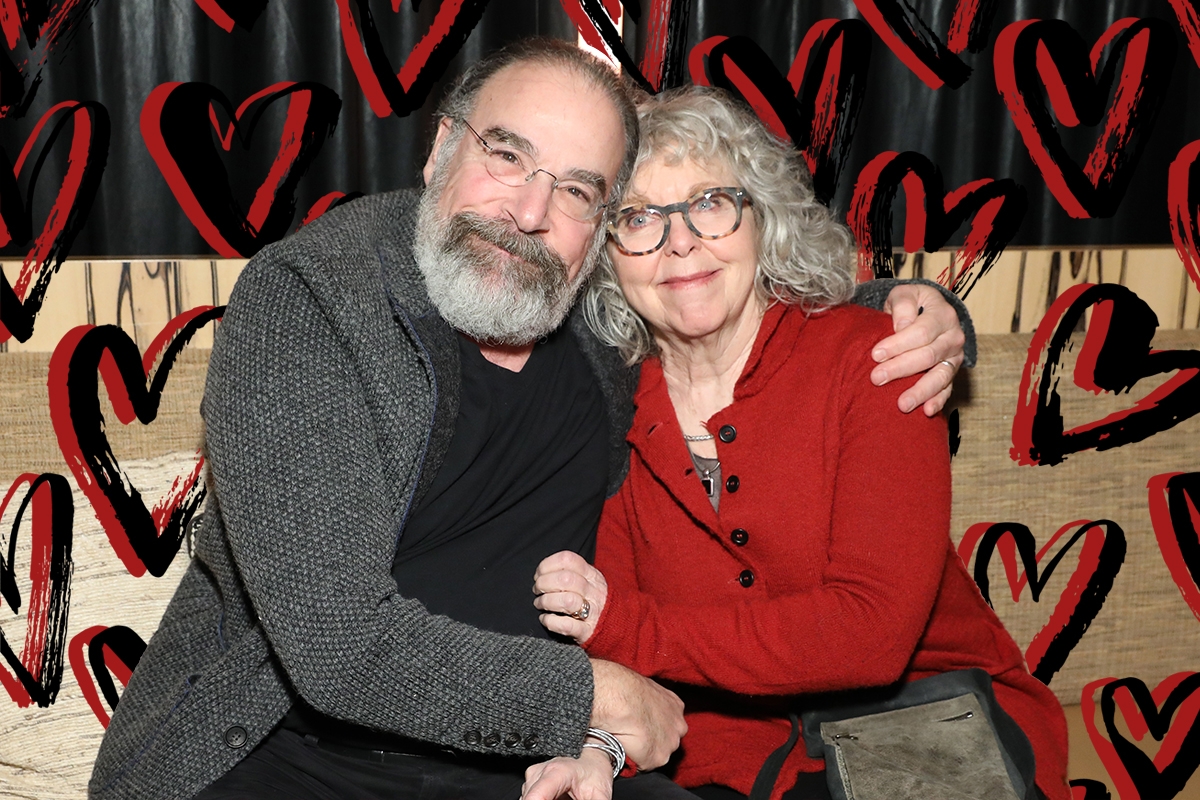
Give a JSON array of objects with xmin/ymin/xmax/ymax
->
[
  {"xmin": 459, "ymin": 119, "xmax": 607, "ymax": 222},
  {"xmin": 607, "ymin": 188, "xmax": 752, "ymax": 256}
]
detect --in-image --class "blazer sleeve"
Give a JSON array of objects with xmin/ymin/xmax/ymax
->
[
  {"xmin": 585, "ymin": 336, "xmax": 952, "ymax": 696},
  {"xmin": 201, "ymin": 259, "xmax": 594, "ymax": 755}
]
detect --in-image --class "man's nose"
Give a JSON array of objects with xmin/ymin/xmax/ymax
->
[{"xmin": 505, "ymin": 170, "xmax": 556, "ymax": 233}]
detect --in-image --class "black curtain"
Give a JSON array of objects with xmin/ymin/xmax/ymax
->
[{"xmin": 1, "ymin": 0, "xmax": 1195, "ymax": 257}]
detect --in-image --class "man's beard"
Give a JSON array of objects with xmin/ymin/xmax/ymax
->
[{"xmin": 413, "ymin": 180, "xmax": 602, "ymax": 346}]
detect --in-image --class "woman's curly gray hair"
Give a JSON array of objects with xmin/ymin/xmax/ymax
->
[{"xmin": 583, "ymin": 85, "xmax": 857, "ymax": 364}]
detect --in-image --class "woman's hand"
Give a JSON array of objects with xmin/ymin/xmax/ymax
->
[
  {"xmin": 534, "ymin": 551, "xmax": 608, "ymax": 644},
  {"xmin": 522, "ymin": 749, "xmax": 614, "ymax": 800}
]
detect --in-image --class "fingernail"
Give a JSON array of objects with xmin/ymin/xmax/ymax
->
[
  {"xmin": 900, "ymin": 397, "xmax": 915, "ymax": 413},
  {"xmin": 871, "ymin": 368, "xmax": 887, "ymax": 385},
  {"xmin": 872, "ymin": 348, "xmax": 887, "ymax": 362}
]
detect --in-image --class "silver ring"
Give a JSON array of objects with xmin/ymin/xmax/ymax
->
[
  {"xmin": 938, "ymin": 359, "xmax": 956, "ymax": 371},
  {"xmin": 568, "ymin": 599, "xmax": 591, "ymax": 621}
]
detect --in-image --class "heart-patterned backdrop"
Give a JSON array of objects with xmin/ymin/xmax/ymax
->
[{"xmin": 3, "ymin": 1, "xmax": 1200, "ymax": 798}]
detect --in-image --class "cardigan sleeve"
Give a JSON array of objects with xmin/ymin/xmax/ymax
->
[
  {"xmin": 202, "ymin": 259, "xmax": 594, "ymax": 755},
  {"xmin": 585, "ymin": 334, "xmax": 952, "ymax": 696}
]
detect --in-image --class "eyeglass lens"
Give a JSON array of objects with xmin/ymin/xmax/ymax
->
[
  {"xmin": 611, "ymin": 189, "xmax": 744, "ymax": 254},
  {"xmin": 471, "ymin": 130, "xmax": 603, "ymax": 221}
]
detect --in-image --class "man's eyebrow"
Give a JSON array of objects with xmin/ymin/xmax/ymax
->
[
  {"xmin": 481, "ymin": 126, "xmax": 537, "ymax": 157},
  {"xmin": 563, "ymin": 168, "xmax": 608, "ymax": 197}
]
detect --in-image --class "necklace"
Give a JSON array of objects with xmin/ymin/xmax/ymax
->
[
  {"xmin": 683, "ymin": 432, "xmax": 714, "ymax": 442},
  {"xmin": 692, "ymin": 454, "xmax": 721, "ymax": 497}
]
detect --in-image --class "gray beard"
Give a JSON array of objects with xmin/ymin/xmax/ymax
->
[{"xmin": 413, "ymin": 183, "xmax": 599, "ymax": 346}]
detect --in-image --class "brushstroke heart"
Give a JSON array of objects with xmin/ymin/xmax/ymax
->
[
  {"xmin": 0, "ymin": 473, "xmax": 73, "ymax": 708},
  {"xmin": 193, "ymin": 0, "xmax": 268, "ymax": 32},
  {"xmin": 847, "ymin": 150, "xmax": 1026, "ymax": 296},
  {"xmin": 0, "ymin": 100, "xmax": 110, "ymax": 344},
  {"xmin": 688, "ymin": 22, "xmax": 872, "ymax": 206},
  {"xmin": 1147, "ymin": 472, "xmax": 1200, "ymax": 625},
  {"xmin": 1167, "ymin": 140, "xmax": 1200, "ymax": 294},
  {"xmin": 1082, "ymin": 673, "xmax": 1200, "ymax": 800},
  {"xmin": 1010, "ymin": 283, "xmax": 1200, "ymax": 466},
  {"xmin": 561, "ymin": 0, "xmax": 690, "ymax": 93},
  {"xmin": 0, "ymin": 0, "xmax": 100, "ymax": 118},
  {"xmin": 69, "ymin": 624, "xmax": 146, "ymax": 727},
  {"xmin": 334, "ymin": 0, "xmax": 490, "ymax": 118},
  {"xmin": 1069, "ymin": 780, "xmax": 1112, "ymax": 800},
  {"xmin": 851, "ymin": 0, "xmax": 999, "ymax": 89},
  {"xmin": 994, "ymin": 17, "xmax": 1176, "ymax": 219},
  {"xmin": 1166, "ymin": 0, "xmax": 1200, "ymax": 70},
  {"xmin": 958, "ymin": 519, "xmax": 1125, "ymax": 685},
  {"xmin": 141, "ymin": 81, "xmax": 341, "ymax": 258},
  {"xmin": 48, "ymin": 306, "xmax": 224, "ymax": 578}
]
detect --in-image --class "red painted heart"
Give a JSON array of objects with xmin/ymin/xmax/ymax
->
[
  {"xmin": 0, "ymin": 0, "xmax": 97, "ymax": 118},
  {"xmin": 847, "ymin": 150, "xmax": 1027, "ymax": 296},
  {"xmin": 1148, "ymin": 471, "xmax": 1200, "ymax": 626},
  {"xmin": 957, "ymin": 519, "xmax": 1125, "ymax": 685},
  {"xmin": 1167, "ymin": 0, "xmax": 1200, "ymax": 70},
  {"xmin": 0, "ymin": 100, "xmax": 109, "ymax": 344},
  {"xmin": 560, "ymin": 0, "xmax": 683, "ymax": 93},
  {"xmin": 335, "ymin": 0, "xmax": 490, "ymax": 118},
  {"xmin": 994, "ymin": 17, "xmax": 1176, "ymax": 219},
  {"xmin": 1082, "ymin": 672, "xmax": 1200, "ymax": 800},
  {"xmin": 1168, "ymin": 139, "xmax": 1200, "ymax": 294},
  {"xmin": 1069, "ymin": 780, "xmax": 1112, "ymax": 800},
  {"xmin": 0, "ymin": 473, "xmax": 73, "ymax": 708},
  {"xmin": 192, "ymin": 0, "xmax": 268, "ymax": 33},
  {"xmin": 1010, "ymin": 283, "xmax": 1200, "ymax": 466},
  {"xmin": 48, "ymin": 305, "xmax": 224, "ymax": 578},
  {"xmin": 68, "ymin": 624, "xmax": 146, "ymax": 728},
  {"xmin": 140, "ymin": 81, "xmax": 341, "ymax": 258},
  {"xmin": 851, "ymin": 0, "xmax": 998, "ymax": 89},
  {"xmin": 688, "ymin": 23, "xmax": 872, "ymax": 206}
]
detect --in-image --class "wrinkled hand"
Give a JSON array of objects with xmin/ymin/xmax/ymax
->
[
  {"xmin": 534, "ymin": 551, "xmax": 608, "ymax": 644},
  {"xmin": 590, "ymin": 659, "xmax": 686, "ymax": 769},
  {"xmin": 871, "ymin": 283, "xmax": 966, "ymax": 415},
  {"xmin": 522, "ymin": 749, "xmax": 614, "ymax": 800}
]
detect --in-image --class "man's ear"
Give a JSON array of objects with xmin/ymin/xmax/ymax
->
[{"xmin": 422, "ymin": 117, "xmax": 455, "ymax": 186}]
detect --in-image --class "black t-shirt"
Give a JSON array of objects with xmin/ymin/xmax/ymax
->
[{"xmin": 282, "ymin": 324, "xmax": 609, "ymax": 745}]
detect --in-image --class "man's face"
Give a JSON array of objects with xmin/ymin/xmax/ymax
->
[{"xmin": 414, "ymin": 61, "xmax": 626, "ymax": 345}]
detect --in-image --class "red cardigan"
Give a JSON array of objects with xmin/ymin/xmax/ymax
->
[{"xmin": 584, "ymin": 302, "xmax": 1069, "ymax": 800}]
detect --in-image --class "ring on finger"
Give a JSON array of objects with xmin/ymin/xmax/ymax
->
[
  {"xmin": 938, "ymin": 359, "xmax": 956, "ymax": 371},
  {"xmin": 568, "ymin": 598, "xmax": 591, "ymax": 621}
]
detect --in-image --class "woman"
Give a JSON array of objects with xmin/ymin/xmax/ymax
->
[{"xmin": 525, "ymin": 86, "xmax": 1069, "ymax": 800}]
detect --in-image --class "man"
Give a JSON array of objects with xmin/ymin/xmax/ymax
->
[{"xmin": 90, "ymin": 38, "xmax": 969, "ymax": 800}]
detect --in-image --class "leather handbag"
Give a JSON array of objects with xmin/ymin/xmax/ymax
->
[{"xmin": 748, "ymin": 669, "xmax": 1038, "ymax": 800}]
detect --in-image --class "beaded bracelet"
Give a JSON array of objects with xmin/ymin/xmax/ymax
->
[{"xmin": 581, "ymin": 727, "xmax": 627, "ymax": 779}]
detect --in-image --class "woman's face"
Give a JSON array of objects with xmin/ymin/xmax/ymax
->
[{"xmin": 609, "ymin": 156, "xmax": 761, "ymax": 346}]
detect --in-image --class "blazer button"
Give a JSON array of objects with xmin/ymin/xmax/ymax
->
[
  {"xmin": 731, "ymin": 528, "xmax": 749, "ymax": 546},
  {"xmin": 725, "ymin": 475, "xmax": 740, "ymax": 493},
  {"xmin": 223, "ymin": 725, "xmax": 247, "ymax": 748},
  {"xmin": 505, "ymin": 732, "xmax": 522, "ymax": 747},
  {"xmin": 523, "ymin": 734, "xmax": 540, "ymax": 750},
  {"xmin": 463, "ymin": 729, "xmax": 482, "ymax": 746},
  {"xmin": 738, "ymin": 569, "xmax": 755, "ymax": 588},
  {"xmin": 483, "ymin": 732, "xmax": 501, "ymax": 747},
  {"xmin": 718, "ymin": 425, "xmax": 737, "ymax": 443}
]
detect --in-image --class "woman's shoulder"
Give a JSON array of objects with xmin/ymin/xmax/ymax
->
[{"xmin": 786, "ymin": 301, "xmax": 894, "ymax": 354}]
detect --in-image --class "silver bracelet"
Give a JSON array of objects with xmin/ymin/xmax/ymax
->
[{"xmin": 582, "ymin": 727, "xmax": 626, "ymax": 779}]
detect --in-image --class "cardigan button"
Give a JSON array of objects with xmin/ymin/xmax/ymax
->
[
  {"xmin": 463, "ymin": 729, "xmax": 482, "ymax": 746},
  {"xmin": 483, "ymin": 732, "xmax": 501, "ymax": 747},
  {"xmin": 731, "ymin": 528, "xmax": 749, "ymax": 546},
  {"xmin": 223, "ymin": 726, "xmax": 247, "ymax": 748},
  {"xmin": 505, "ymin": 731, "xmax": 522, "ymax": 747},
  {"xmin": 738, "ymin": 569, "xmax": 755, "ymax": 588},
  {"xmin": 718, "ymin": 425, "xmax": 737, "ymax": 443},
  {"xmin": 725, "ymin": 475, "xmax": 740, "ymax": 493},
  {"xmin": 523, "ymin": 733, "xmax": 540, "ymax": 750}
]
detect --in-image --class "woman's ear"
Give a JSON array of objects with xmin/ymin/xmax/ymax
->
[{"xmin": 422, "ymin": 117, "xmax": 455, "ymax": 185}]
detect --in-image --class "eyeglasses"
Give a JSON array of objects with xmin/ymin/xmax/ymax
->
[
  {"xmin": 459, "ymin": 119, "xmax": 608, "ymax": 222},
  {"xmin": 607, "ymin": 187, "xmax": 752, "ymax": 256}
]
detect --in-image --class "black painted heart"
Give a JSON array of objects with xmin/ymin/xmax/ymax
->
[
  {"xmin": 1010, "ymin": 283, "xmax": 1200, "ymax": 466},
  {"xmin": 48, "ymin": 306, "xmax": 224, "ymax": 578},
  {"xmin": 69, "ymin": 624, "xmax": 147, "ymax": 727},
  {"xmin": 0, "ymin": 473, "xmax": 74, "ymax": 708}
]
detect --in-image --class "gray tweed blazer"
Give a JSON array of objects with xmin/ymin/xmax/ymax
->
[{"xmin": 88, "ymin": 188, "xmax": 972, "ymax": 800}]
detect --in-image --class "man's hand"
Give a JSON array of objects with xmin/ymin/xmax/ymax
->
[
  {"xmin": 870, "ymin": 283, "xmax": 966, "ymax": 415},
  {"xmin": 522, "ymin": 749, "xmax": 614, "ymax": 800},
  {"xmin": 590, "ymin": 659, "xmax": 686, "ymax": 769}
]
